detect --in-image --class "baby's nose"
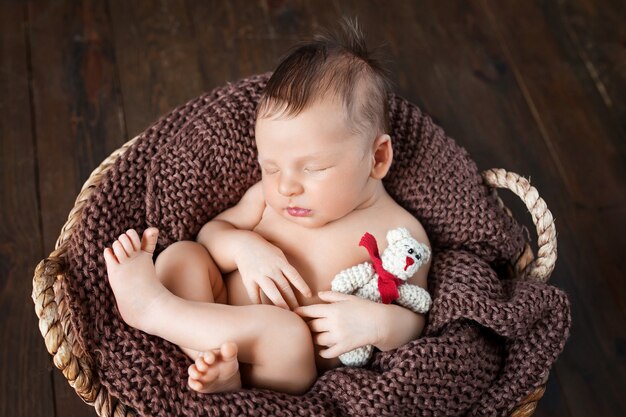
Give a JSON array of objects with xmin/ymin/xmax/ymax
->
[{"xmin": 278, "ymin": 177, "xmax": 303, "ymax": 196}]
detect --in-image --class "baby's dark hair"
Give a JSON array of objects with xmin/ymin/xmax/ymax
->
[{"xmin": 256, "ymin": 17, "xmax": 393, "ymax": 136}]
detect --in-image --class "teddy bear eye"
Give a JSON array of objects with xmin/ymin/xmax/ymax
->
[{"xmin": 408, "ymin": 248, "xmax": 414, "ymax": 254}]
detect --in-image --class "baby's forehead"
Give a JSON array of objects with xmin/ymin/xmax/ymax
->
[{"xmin": 259, "ymin": 149, "xmax": 330, "ymax": 161}]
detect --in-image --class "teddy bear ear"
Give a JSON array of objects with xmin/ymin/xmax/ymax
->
[
  {"xmin": 419, "ymin": 242, "xmax": 432, "ymax": 262},
  {"xmin": 386, "ymin": 227, "xmax": 412, "ymax": 244}
]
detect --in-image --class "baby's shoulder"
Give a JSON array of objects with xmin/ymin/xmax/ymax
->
[{"xmin": 371, "ymin": 200, "xmax": 430, "ymax": 249}]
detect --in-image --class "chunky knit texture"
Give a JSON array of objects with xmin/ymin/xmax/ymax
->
[{"xmin": 65, "ymin": 73, "xmax": 571, "ymax": 417}]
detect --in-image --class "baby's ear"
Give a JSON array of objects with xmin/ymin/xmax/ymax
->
[{"xmin": 370, "ymin": 134, "xmax": 393, "ymax": 179}]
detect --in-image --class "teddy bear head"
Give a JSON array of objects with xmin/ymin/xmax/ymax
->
[{"xmin": 381, "ymin": 227, "xmax": 431, "ymax": 280}]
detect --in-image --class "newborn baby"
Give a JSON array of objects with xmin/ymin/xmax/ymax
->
[{"xmin": 103, "ymin": 19, "xmax": 432, "ymax": 396}]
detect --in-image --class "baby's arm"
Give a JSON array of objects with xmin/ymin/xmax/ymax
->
[
  {"xmin": 195, "ymin": 181, "xmax": 266, "ymax": 274},
  {"xmin": 196, "ymin": 181, "xmax": 311, "ymax": 308}
]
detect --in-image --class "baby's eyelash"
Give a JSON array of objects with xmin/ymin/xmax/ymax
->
[{"xmin": 304, "ymin": 167, "xmax": 331, "ymax": 173}]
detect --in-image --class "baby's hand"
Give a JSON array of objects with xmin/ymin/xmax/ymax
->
[
  {"xmin": 234, "ymin": 234, "xmax": 312, "ymax": 310},
  {"xmin": 294, "ymin": 291, "xmax": 386, "ymax": 359}
]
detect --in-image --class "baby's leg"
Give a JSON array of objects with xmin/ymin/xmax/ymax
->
[
  {"xmin": 154, "ymin": 240, "xmax": 227, "ymax": 359},
  {"xmin": 104, "ymin": 229, "xmax": 317, "ymax": 395}
]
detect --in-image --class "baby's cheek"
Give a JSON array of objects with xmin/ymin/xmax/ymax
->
[{"xmin": 318, "ymin": 185, "xmax": 354, "ymax": 208}]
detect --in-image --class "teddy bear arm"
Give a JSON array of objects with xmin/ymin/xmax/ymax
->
[
  {"xmin": 331, "ymin": 262, "xmax": 374, "ymax": 294},
  {"xmin": 355, "ymin": 278, "xmax": 383, "ymax": 303},
  {"xmin": 396, "ymin": 284, "xmax": 432, "ymax": 314}
]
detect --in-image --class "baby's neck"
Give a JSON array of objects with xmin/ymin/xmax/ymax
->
[{"xmin": 353, "ymin": 180, "xmax": 390, "ymax": 212}]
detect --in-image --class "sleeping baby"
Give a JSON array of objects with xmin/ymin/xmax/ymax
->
[{"xmin": 103, "ymin": 18, "xmax": 432, "ymax": 396}]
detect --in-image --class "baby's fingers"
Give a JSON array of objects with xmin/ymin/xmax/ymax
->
[
  {"xmin": 243, "ymin": 281, "xmax": 261, "ymax": 305},
  {"xmin": 258, "ymin": 275, "xmax": 293, "ymax": 310},
  {"xmin": 282, "ymin": 263, "xmax": 312, "ymax": 297}
]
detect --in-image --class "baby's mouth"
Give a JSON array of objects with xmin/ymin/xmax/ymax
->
[{"xmin": 286, "ymin": 207, "xmax": 312, "ymax": 217}]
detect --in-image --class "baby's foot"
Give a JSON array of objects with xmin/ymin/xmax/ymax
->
[
  {"xmin": 103, "ymin": 228, "xmax": 167, "ymax": 332},
  {"xmin": 188, "ymin": 342, "xmax": 242, "ymax": 394}
]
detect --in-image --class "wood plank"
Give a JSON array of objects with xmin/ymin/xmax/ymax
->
[
  {"xmin": 27, "ymin": 0, "xmax": 127, "ymax": 415},
  {"xmin": 481, "ymin": 2, "xmax": 626, "ymax": 416},
  {"xmin": 0, "ymin": 2, "xmax": 55, "ymax": 417},
  {"xmin": 108, "ymin": 0, "xmax": 204, "ymax": 136},
  {"xmin": 187, "ymin": 0, "xmax": 281, "ymax": 88},
  {"xmin": 539, "ymin": 0, "xmax": 626, "ymax": 140},
  {"xmin": 187, "ymin": 0, "xmax": 314, "ymax": 89},
  {"xmin": 534, "ymin": 0, "xmax": 626, "ymax": 307}
]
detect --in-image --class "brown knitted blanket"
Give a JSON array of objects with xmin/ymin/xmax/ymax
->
[{"xmin": 65, "ymin": 73, "xmax": 571, "ymax": 416}]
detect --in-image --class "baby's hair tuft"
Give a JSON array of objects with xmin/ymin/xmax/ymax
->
[{"xmin": 256, "ymin": 16, "xmax": 393, "ymax": 136}]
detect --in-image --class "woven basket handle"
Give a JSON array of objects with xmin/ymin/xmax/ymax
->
[{"xmin": 481, "ymin": 168, "xmax": 557, "ymax": 282}]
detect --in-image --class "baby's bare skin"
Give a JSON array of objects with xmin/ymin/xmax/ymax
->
[{"xmin": 226, "ymin": 184, "xmax": 429, "ymax": 372}]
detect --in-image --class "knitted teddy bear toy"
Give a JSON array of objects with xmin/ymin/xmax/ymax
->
[{"xmin": 331, "ymin": 227, "xmax": 432, "ymax": 366}]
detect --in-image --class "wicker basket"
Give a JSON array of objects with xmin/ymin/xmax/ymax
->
[{"xmin": 32, "ymin": 135, "xmax": 557, "ymax": 417}]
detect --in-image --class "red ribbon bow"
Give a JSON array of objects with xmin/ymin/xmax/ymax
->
[{"xmin": 359, "ymin": 232, "xmax": 403, "ymax": 304}]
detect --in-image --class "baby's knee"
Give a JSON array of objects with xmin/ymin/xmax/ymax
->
[
  {"xmin": 284, "ymin": 310, "xmax": 315, "ymax": 358},
  {"xmin": 155, "ymin": 241, "xmax": 222, "ymax": 286},
  {"xmin": 267, "ymin": 308, "xmax": 316, "ymax": 371},
  {"xmin": 157, "ymin": 240, "xmax": 204, "ymax": 257},
  {"xmin": 156, "ymin": 241, "xmax": 213, "ymax": 269},
  {"xmin": 282, "ymin": 312, "xmax": 317, "ymax": 392}
]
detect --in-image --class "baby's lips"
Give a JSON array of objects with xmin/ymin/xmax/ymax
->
[{"xmin": 286, "ymin": 206, "xmax": 312, "ymax": 216}]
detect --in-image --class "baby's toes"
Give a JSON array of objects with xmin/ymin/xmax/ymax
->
[
  {"xmin": 195, "ymin": 351, "xmax": 215, "ymax": 372},
  {"xmin": 188, "ymin": 363, "xmax": 203, "ymax": 380},
  {"xmin": 141, "ymin": 228, "xmax": 159, "ymax": 254},
  {"xmin": 126, "ymin": 229, "xmax": 141, "ymax": 250},
  {"xmin": 220, "ymin": 342, "xmax": 238, "ymax": 361},
  {"xmin": 112, "ymin": 241, "xmax": 129, "ymax": 261},
  {"xmin": 103, "ymin": 248, "xmax": 119, "ymax": 267},
  {"xmin": 189, "ymin": 362, "xmax": 219, "ymax": 383},
  {"xmin": 118, "ymin": 234, "xmax": 137, "ymax": 257},
  {"xmin": 188, "ymin": 377, "xmax": 204, "ymax": 392}
]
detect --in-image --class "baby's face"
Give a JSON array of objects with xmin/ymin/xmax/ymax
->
[{"xmin": 255, "ymin": 97, "xmax": 375, "ymax": 228}]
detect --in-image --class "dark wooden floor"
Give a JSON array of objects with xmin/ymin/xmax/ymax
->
[{"xmin": 1, "ymin": 1, "xmax": 624, "ymax": 416}]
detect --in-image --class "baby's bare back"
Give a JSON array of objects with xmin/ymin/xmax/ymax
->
[{"xmin": 224, "ymin": 190, "xmax": 429, "ymax": 371}]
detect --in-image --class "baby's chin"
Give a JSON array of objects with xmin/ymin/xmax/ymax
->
[
  {"xmin": 284, "ymin": 215, "xmax": 325, "ymax": 229},
  {"xmin": 283, "ymin": 212, "xmax": 344, "ymax": 229}
]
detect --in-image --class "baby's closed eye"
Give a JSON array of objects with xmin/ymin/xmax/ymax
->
[
  {"xmin": 304, "ymin": 166, "xmax": 333, "ymax": 173},
  {"xmin": 263, "ymin": 168, "xmax": 279, "ymax": 175}
]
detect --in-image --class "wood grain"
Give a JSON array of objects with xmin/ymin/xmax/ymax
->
[
  {"xmin": 109, "ymin": 0, "xmax": 203, "ymax": 136},
  {"xmin": 0, "ymin": 2, "xmax": 55, "ymax": 417},
  {"xmin": 26, "ymin": 0, "xmax": 126, "ymax": 415},
  {"xmin": 482, "ymin": 2, "xmax": 626, "ymax": 416}
]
